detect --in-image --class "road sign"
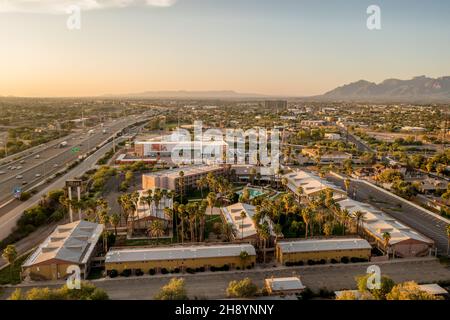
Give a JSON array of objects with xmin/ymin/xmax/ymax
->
[
  {"xmin": 13, "ymin": 186, "xmax": 22, "ymax": 199},
  {"xmin": 66, "ymin": 180, "xmax": 83, "ymax": 188}
]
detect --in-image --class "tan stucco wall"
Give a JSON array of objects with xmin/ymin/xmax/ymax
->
[{"xmin": 276, "ymin": 247, "xmax": 371, "ymax": 264}]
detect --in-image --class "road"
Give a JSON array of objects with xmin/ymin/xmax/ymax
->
[
  {"xmin": 0, "ymin": 117, "xmax": 140, "ymax": 208},
  {"xmin": 327, "ymin": 174, "xmax": 450, "ymax": 255},
  {"xmin": 1, "ymin": 258, "xmax": 449, "ymax": 300}
]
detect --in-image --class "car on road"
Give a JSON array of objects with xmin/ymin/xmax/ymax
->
[
  {"xmin": 0, "ymin": 170, "xmax": 5, "ymax": 175},
  {"xmin": 53, "ymin": 164, "xmax": 59, "ymax": 167},
  {"xmin": 16, "ymin": 166, "xmax": 22, "ymax": 170},
  {"xmin": 35, "ymin": 173, "xmax": 41, "ymax": 177},
  {"xmin": 21, "ymin": 181, "xmax": 28, "ymax": 185},
  {"xmin": 16, "ymin": 175, "xmax": 23, "ymax": 179},
  {"xmin": 35, "ymin": 154, "xmax": 40, "ymax": 159}
]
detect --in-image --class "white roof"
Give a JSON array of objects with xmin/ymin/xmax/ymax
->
[
  {"xmin": 23, "ymin": 220, "xmax": 103, "ymax": 267},
  {"xmin": 266, "ymin": 277, "xmax": 306, "ymax": 292},
  {"xmin": 283, "ymin": 170, "xmax": 346, "ymax": 197},
  {"xmin": 143, "ymin": 165, "xmax": 223, "ymax": 179},
  {"xmin": 277, "ymin": 238, "xmax": 371, "ymax": 253},
  {"xmin": 221, "ymin": 203, "xmax": 277, "ymax": 239},
  {"xmin": 418, "ymin": 284, "xmax": 448, "ymax": 295},
  {"xmin": 105, "ymin": 244, "xmax": 256, "ymax": 263},
  {"xmin": 338, "ymin": 198, "xmax": 433, "ymax": 245}
]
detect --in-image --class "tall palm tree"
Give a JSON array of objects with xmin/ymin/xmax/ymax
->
[
  {"xmin": 148, "ymin": 220, "xmax": 165, "ymax": 243},
  {"xmin": 296, "ymin": 186, "xmax": 304, "ymax": 202},
  {"xmin": 344, "ymin": 179, "xmax": 351, "ymax": 195},
  {"xmin": 178, "ymin": 171, "xmax": 185, "ymax": 203},
  {"xmin": 207, "ymin": 192, "xmax": 216, "ymax": 215},
  {"xmin": 98, "ymin": 211, "xmax": 110, "ymax": 253},
  {"xmin": 301, "ymin": 208, "xmax": 312, "ymax": 239},
  {"xmin": 382, "ymin": 231, "xmax": 391, "ymax": 256},
  {"xmin": 177, "ymin": 204, "xmax": 186, "ymax": 244},
  {"xmin": 239, "ymin": 251, "xmax": 250, "ymax": 269},
  {"xmin": 339, "ymin": 209, "xmax": 351, "ymax": 235},
  {"xmin": 258, "ymin": 223, "xmax": 270, "ymax": 264},
  {"xmin": 110, "ymin": 213, "xmax": 120, "ymax": 237},
  {"xmin": 2, "ymin": 245, "xmax": 17, "ymax": 280},
  {"xmin": 240, "ymin": 211, "xmax": 247, "ymax": 240},
  {"xmin": 323, "ymin": 221, "xmax": 334, "ymax": 236},
  {"xmin": 353, "ymin": 210, "xmax": 365, "ymax": 235}
]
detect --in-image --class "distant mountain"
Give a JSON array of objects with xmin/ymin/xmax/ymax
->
[
  {"xmin": 318, "ymin": 76, "xmax": 450, "ymax": 103},
  {"xmin": 103, "ymin": 90, "xmax": 270, "ymax": 99}
]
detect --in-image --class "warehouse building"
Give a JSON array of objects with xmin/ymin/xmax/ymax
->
[
  {"xmin": 265, "ymin": 277, "xmax": 306, "ymax": 296},
  {"xmin": 276, "ymin": 238, "xmax": 371, "ymax": 265},
  {"xmin": 105, "ymin": 244, "xmax": 256, "ymax": 274},
  {"xmin": 337, "ymin": 198, "xmax": 434, "ymax": 257},
  {"xmin": 21, "ymin": 220, "xmax": 103, "ymax": 281}
]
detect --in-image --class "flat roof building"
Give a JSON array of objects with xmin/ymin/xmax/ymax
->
[
  {"xmin": 276, "ymin": 238, "xmax": 371, "ymax": 265},
  {"xmin": 142, "ymin": 165, "xmax": 227, "ymax": 192},
  {"xmin": 105, "ymin": 244, "xmax": 256, "ymax": 274},
  {"xmin": 265, "ymin": 277, "xmax": 306, "ymax": 296},
  {"xmin": 283, "ymin": 170, "xmax": 347, "ymax": 201},
  {"xmin": 337, "ymin": 198, "xmax": 434, "ymax": 257},
  {"xmin": 22, "ymin": 220, "xmax": 103, "ymax": 281}
]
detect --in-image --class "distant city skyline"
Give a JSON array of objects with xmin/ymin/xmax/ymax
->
[{"xmin": 1, "ymin": 0, "xmax": 449, "ymax": 97}]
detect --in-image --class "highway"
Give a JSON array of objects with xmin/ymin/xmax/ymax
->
[
  {"xmin": 0, "ymin": 114, "xmax": 151, "ymax": 211},
  {"xmin": 327, "ymin": 174, "xmax": 450, "ymax": 255}
]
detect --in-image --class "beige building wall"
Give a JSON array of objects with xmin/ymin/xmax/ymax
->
[
  {"xmin": 106, "ymin": 255, "xmax": 256, "ymax": 273},
  {"xmin": 276, "ymin": 247, "xmax": 371, "ymax": 265}
]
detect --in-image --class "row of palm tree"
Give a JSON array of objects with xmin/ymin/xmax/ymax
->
[{"xmin": 171, "ymin": 200, "xmax": 208, "ymax": 243}]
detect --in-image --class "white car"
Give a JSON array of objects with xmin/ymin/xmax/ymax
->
[
  {"xmin": 35, "ymin": 173, "xmax": 41, "ymax": 177},
  {"xmin": 19, "ymin": 160, "xmax": 25, "ymax": 164},
  {"xmin": 16, "ymin": 166, "xmax": 22, "ymax": 170},
  {"xmin": 16, "ymin": 175, "xmax": 23, "ymax": 179},
  {"xmin": 35, "ymin": 154, "xmax": 40, "ymax": 159},
  {"xmin": 53, "ymin": 164, "xmax": 59, "ymax": 167},
  {"xmin": 0, "ymin": 171, "xmax": 5, "ymax": 175}
]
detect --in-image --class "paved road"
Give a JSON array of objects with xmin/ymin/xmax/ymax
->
[
  {"xmin": 327, "ymin": 175, "xmax": 450, "ymax": 254},
  {"xmin": 0, "ymin": 116, "xmax": 145, "ymax": 209},
  {"xmin": 1, "ymin": 258, "xmax": 449, "ymax": 300}
]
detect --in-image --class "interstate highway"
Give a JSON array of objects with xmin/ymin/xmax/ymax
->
[{"xmin": 0, "ymin": 113, "xmax": 153, "ymax": 210}]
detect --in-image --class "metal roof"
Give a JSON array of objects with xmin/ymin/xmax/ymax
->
[
  {"xmin": 265, "ymin": 277, "xmax": 306, "ymax": 291},
  {"xmin": 105, "ymin": 244, "xmax": 256, "ymax": 263},
  {"xmin": 22, "ymin": 220, "xmax": 103, "ymax": 267},
  {"xmin": 277, "ymin": 238, "xmax": 371, "ymax": 253}
]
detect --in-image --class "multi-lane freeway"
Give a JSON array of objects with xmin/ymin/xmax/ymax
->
[{"xmin": 0, "ymin": 115, "xmax": 150, "ymax": 210}]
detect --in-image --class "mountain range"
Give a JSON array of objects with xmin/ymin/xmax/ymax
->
[{"xmin": 317, "ymin": 76, "xmax": 450, "ymax": 103}]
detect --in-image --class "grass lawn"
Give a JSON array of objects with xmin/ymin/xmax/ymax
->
[
  {"xmin": 205, "ymin": 214, "xmax": 222, "ymax": 237},
  {"xmin": 0, "ymin": 254, "xmax": 29, "ymax": 285}
]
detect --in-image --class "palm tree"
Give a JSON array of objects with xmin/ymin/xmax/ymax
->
[
  {"xmin": 148, "ymin": 220, "xmax": 165, "ymax": 243},
  {"xmin": 344, "ymin": 179, "xmax": 351, "ymax": 195},
  {"xmin": 296, "ymin": 186, "xmax": 304, "ymax": 202},
  {"xmin": 323, "ymin": 221, "xmax": 334, "ymax": 236},
  {"xmin": 240, "ymin": 211, "xmax": 247, "ymax": 239},
  {"xmin": 239, "ymin": 251, "xmax": 250, "ymax": 269},
  {"xmin": 177, "ymin": 204, "xmax": 186, "ymax": 244},
  {"xmin": 98, "ymin": 211, "xmax": 110, "ymax": 252},
  {"xmin": 2, "ymin": 245, "xmax": 17, "ymax": 280},
  {"xmin": 178, "ymin": 171, "xmax": 185, "ymax": 203},
  {"xmin": 382, "ymin": 232, "xmax": 391, "ymax": 256},
  {"xmin": 301, "ymin": 208, "xmax": 312, "ymax": 239},
  {"xmin": 353, "ymin": 210, "xmax": 365, "ymax": 235},
  {"xmin": 339, "ymin": 209, "xmax": 351, "ymax": 235},
  {"xmin": 110, "ymin": 213, "xmax": 120, "ymax": 236},
  {"xmin": 198, "ymin": 200, "xmax": 207, "ymax": 242},
  {"xmin": 196, "ymin": 176, "xmax": 207, "ymax": 198},
  {"xmin": 258, "ymin": 223, "xmax": 270, "ymax": 264},
  {"xmin": 206, "ymin": 192, "xmax": 216, "ymax": 215}
]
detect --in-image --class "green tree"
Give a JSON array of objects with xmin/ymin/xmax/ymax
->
[
  {"xmin": 226, "ymin": 278, "xmax": 258, "ymax": 298},
  {"xmin": 356, "ymin": 274, "xmax": 395, "ymax": 300},
  {"xmin": 2, "ymin": 245, "xmax": 17, "ymax": 280},
  {"xmin": 386, "ymin": 281, "xmax": 440, "ymax": 300},
  {"xmin": 154, "ymin": 278, "xmax": 188, "ymax": 300}
]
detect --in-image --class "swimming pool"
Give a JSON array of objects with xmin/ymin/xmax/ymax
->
[{"xmin": 236, "ymin": 188, "xmax": 266, "ymax": 199}]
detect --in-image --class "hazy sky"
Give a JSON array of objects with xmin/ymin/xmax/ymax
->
[{"xmin": 1, "ymin": 0, "xmax": 449, "ymax": 97}]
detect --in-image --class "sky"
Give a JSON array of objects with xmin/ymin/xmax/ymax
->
[{"xmin": 0, "ymin": 0, "xmax": 449, "ymax": 97}]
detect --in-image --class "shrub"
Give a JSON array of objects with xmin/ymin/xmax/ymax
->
[
  {"xmin": 210, "ymin": 266, "xmax": 216, "ymax": 272},
  {"xmin": 341, "ymin": 257, "xmax": 349, "ymax": 264},
  {"xmin": 149, "ymin": 269, "xmax": 156, "ymax": 275},
  {"xmin": 161, "ymin": 268, "xmax": 168, "ymax": 274},
  {"xmin": 285, "ymin": 261, "xmax": 292, "ymax": 267},
  {"xmin": 198, "ymin": 267, "xmax": 205, "ymax": 272},
  {"xmin": 109, "ymin": 270, "xmax": 118, "ymax": 278},
  {"xmin": 319, "ymin": 259, "xmax": 326, "ymax": 265},
  {"xmin": 307, "ymin": 260, "xmax": 315, "ymax": 265},
  {"xmin": 186, "ymin": 268, "xmax": 195, "ymax": 274},
  {"xmin": 331, "ymin": 259, "xmax": 338, "ymax": 264},
  {"xmin": 226, "ymin": 278, "xmax": 258, "ymax": 298},
  {"xmin": 135, "ymin": 269, "xmax": 144, "ymax": 276},
  {"xmin": 222, "ymin": 265, "xmax": 230, "ymax": 271},
  {"xmin": 173, "ymin": 268, "xmax": 180, "ymax": 273},
  {"xmin": 121, "ymin": 269, "xmax": 131, "ymax": 277}
]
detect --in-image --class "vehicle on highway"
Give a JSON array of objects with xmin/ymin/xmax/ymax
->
[
  {"xmin": 35, "ymin": 173, "xmax": 41, "ymax": 177},
  {"xmin": 16, "ymin": 175, "xmax": 23, "ymax": 179},
  {"xmin": 53, "ymin": 164, "xmax": 59, "ymax": 167},
  {"xmin": 35, "ymin": 154, "xmax": 40, "ymax": 159},
  {"xmin": 16, "ymin": 166, "xmax": 22, "ymax": 170},
  {"xmin": 0, "ymin": 171, "xmax": 5, "ymax": 175},
  {"xmin": 59, "ymin": 141, "xmax": 68, "ymax": 148},
  {"xmin": 19, "ymin": 160, "xmax": 25, "ymax": 164},
  {"xmin": 21, "ymin": 181, "xmax": 28, "ymax": 185}
]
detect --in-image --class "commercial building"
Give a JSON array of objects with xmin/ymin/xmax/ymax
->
[
  {"xmin": 301, "ymin": 148, "xmax": 352, "ymax": 165},
  {"xmin": 105, "ymin": 244, "xmax": 256, "ymax": 274},
  {"xmin": 337, "ymin": 198, "xmax": 434, "ymax": 257},
  {"xmin": 265, "ymin": 100, "xmax": 287, "ymax": 111},
  {"xmin": 21, "ymin": 220, "xmax": 103, "ymax": 281},
  {"xmin": 276, "ymin": 238, "xmax": 371, "ymax": 265},
  {"xmin": 142, "ymin": 165, "xmax": 227, "ymax": 192},
  {"xmin": 265, "ymin": 277, "xmax": 306, "ymax": 296},
  {"xmin": 283, "ymin": 170, "xmax": 347, "ymax": 202}
]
